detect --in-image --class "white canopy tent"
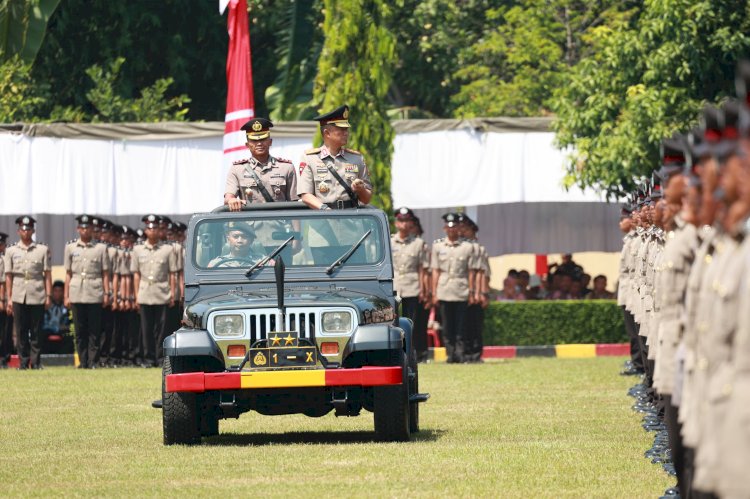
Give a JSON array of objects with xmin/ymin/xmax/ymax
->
[{"xmin": 0, "ymin": 119, "xmax": 621, "ymax": 263}]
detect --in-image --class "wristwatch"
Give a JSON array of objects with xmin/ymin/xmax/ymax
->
[{"xmin": 319, "ymin": 204, "xmax": 331, "ymax": 210}]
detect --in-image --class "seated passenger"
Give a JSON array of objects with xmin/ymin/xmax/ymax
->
[{"xmin": 207, "ymin": 222, "xmax": 266, "ymax": 268}]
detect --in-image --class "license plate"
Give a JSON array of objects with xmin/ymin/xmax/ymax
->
[{"xmin": 249, "ymin": 346, "xmax": 318, "ymax": 368}]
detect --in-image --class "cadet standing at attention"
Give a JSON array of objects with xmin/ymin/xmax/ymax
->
[
  {"xmin": 431, "ymin": 213, "xmax": 478, "ymax": 363},
  {"xmin": 297, "ymin": 105, "xmax": 373, "ymax": 210},
  {"xmin": 0, "ymin": 231, "xmax": 10, "ymax": 368},
  {"xmin": 64, "ymin": 215, "xmax": 111, "ymax": 369},
  {"xmin": 391, "ymin": 207, "xmax": 429, "ymax": 361},
  {"xmin": 224, "ymin": 117, "xmax": 298, "ymax": 210},
  {"xmin": 131, "ymin": 214, "xmax": 177, "ymax": 367},
  {"xmin": 3, "ymin": 216, "xmax": 52, "ymax": 370}
]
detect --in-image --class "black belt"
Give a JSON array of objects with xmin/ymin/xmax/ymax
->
[{"xmin": 329, "ymin": 200, "xmax": 358, "ymax": 209}]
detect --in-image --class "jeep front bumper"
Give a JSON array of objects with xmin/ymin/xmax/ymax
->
[{"xmin": 165, "ymin": 366, "xmax": 403, "ymax": 393}]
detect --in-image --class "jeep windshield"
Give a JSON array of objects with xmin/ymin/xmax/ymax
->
[{"xmin": 193, "ymin": 213, "xmax": 385, "ymax": 270}]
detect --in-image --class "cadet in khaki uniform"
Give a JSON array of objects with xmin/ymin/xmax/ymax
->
[
  {"xmin": 391, "ymin": 207, "xmax": 429, "ymax": 361},
  {"xmin": 431, "ymin": 213, "xmax": 478, "ymax": 363},
  {"xmin": 0, "ymin": 231, "xmax": 12, "ymax": 368},
  {"xmin": 457, "ymin": 214, "xmax": 490, "ymax": 363},
  {"xmin": 298, "ymin": 105, "xmax": 373, "ymax": 210},
  {"xmin": 224, "ymin": 118, "xmax": 298, "ymax": 210},
  {"xmin": 650, "ymin": 137, "xmax": 694, "ymax": 495},
  {"xmin": 131, "ymin": 214, "xmax": 177, "ymax": 367},
  {"xmin": 63, "ymin": 215, "xmax": 111, "ymax": 369},
  {"xmin": 617, "ymin": 204, "xmax": 644, "ymax": 375},
  {"xmin": 3, "ymin": 216, "xmax": 52, "ymax": 369}
]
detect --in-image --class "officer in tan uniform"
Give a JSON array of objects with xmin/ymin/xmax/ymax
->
[
  {"xmin": 224, "ymin": 118, "xmax": 298, "ymax": 210},
  {"xmin": 298, "ymin": 105, "xmax": 373, "ymax": 210},
  {"xmin": 131, "ymin": 214, "xmax": 177, "ymax": 367},
  {"xmin": 618, "ymin": 204, "xmax": 644, "ymax": 376},
  {"xmin": 391, "ymin": 207, "xmax": 429, "ymax": 361},
  {"xmin": 431, "ymin": 213, "xmax": 478, "ymax": 363},
  {"xmin": 3, "ymin": 216, "xmax": 52, "ymax": 369},
  {"xmin": 0, "ymin": 231, "xmax": 11, "ymax": 368},
  {"xmin": 63, "ymin": 214, "xmax": 111, "ymax": 369},
  {"xmin": 457, "ymin": 213, "xmax": 490, "ymax": 363}
]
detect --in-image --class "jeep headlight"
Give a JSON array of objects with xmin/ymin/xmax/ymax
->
[
  {"xmin": 322, "ymin": 311, "xmax": 352, "ymax": 333},
  {"xmin": 213, "ymin": 314, "xmax": 244, "ymax": 337}
]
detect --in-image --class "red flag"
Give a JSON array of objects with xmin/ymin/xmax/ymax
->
[{"xmin": 222, "ymin": 0, "xmax": 254, "ymax": 164}]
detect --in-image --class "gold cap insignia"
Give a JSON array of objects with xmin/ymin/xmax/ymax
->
[
  {"xmin": 343, "ymin": 108, "xmax": 349, "ymax": 119},
  {"xmin": 251, "ymin": 121, "xmax": 262, "ymax": 131}
]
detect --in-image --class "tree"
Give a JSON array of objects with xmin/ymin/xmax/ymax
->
[
  {"xmin": 0, "ymin": 54, "xmax": 46, "ymax": 121},
  {"xmin": 388, "ymin": 0, "xmax": 506, "ymax": 118},
  {"xmin": 552, "ymin": 0, "xmax": 750, "ymax": 197},
  {"xmin": 313, "ymin": 0, "xmax": 398, "ymax": 213},
  {"xmin": 0, "ymin": 0, "xmax": 60, "ymax": 63},
  {"xmin": 450, "ymin": 0, "xmax": 638, "ymax": 118}
]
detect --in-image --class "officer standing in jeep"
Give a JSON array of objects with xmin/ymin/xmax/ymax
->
[
  {"xmin": 224, "ymin": 118, "xmax": 298, "ymax": 211},
  {"xmin": 297, "ymin": 105, "xmax": 373, "ymax": 210}
]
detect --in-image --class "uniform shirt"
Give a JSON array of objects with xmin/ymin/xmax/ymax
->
[
  {"xmin": 391, "ymin": 233, "xmax": 427, "ymax": 298},
  {"xmin": 117, "ymin": 247, "xmax": 132, "ymax": 276},
  {"xmin": 4, "ymin": 241, "xmax": 51, "ymax": 305},
  {"xmin": 297, "ymin": 145, "xmax": 371, "ymax": 204},
  {"xmin": 652, "ymin": 218, "xmax": 695, "ymax": 396},
  {"xmin": 431, "ymin": 238, "xmax": 478, "ymax": 302},
  {"xmin": 130, "ymin": 242, "xmax": 177, "ymax": 305},
  {"xmin": 225, "ymin": 156, "xmax": 298, "ymax": 203},
  {"xmin": 63, "ymin": 239, "xmax": 110, "ymax": 304},
  {"xmin": 617, "ymin": 231, "xmax": 636, "ymax": 306},
  {"xmin": 0, "ymin": 255, "xmax": 4, "ymax": 286}
]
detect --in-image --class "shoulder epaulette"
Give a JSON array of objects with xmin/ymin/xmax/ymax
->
[
  {"xmin": 67, "ymin": 239, "xmax": 77, "ymax": 245},
  {"xmin": 275, "ymin": 156, "xmax": 292, "ymax": 163},
  {"xmin": 233, "ymin": 158, "xmax": 250, "ymax": 165},
  {"xmin": 433, "ymin": 237, "xmax": 445, "ymax": 244},
  {"xmin": 343, "ymin": 147, "xmax": 362, "ymax": 155},
  {"xmin": 305, "ymin": 147, "xmax": 321, "ymax": 155}
]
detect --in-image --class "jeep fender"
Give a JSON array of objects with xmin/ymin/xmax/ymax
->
[
  {"xmin": 163, "ymin": 328, "xmax": 225, "ymax": 364},
  {"xmin": 350, "ymin": 323, "xmax": 405, "ymax": 353}
]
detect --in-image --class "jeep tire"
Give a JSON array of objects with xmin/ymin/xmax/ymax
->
[
  {"xmin": 373, "ymin": 351, "xmax": 410, "ymax": 442},
  {"xmin": 408, "ymin": 348, "xmax": 420, "ymax": 433},
  {"xmin": 163, "ymin": 356, "xmax": 200, "ymax": 445}
]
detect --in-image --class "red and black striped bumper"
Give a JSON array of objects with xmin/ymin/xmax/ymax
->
[{"xmin": 165, "ymin": 366, "xmax": 403, "ymax": 393}]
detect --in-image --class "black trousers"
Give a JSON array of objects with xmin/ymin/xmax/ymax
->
[
  {"xmin": 439, "ymin": 300, "xmax": 467, "ymax": 363},
  {"xmin": 140, "ymin": 304, "xmax": 166, "ymax": 366},
  {"xmin": 127, "ymin": 310, "xmax": 142, "ymax": 364},
  {"xmin": 97, "ymin": 307, "xmax": 114, "ymax": 365},
  {"xmin": 621, "ymin": 306, "xmax": 644, "ymax": 370},
  {"xmin": 71, "ymin": 303, "xmax": 103, "ymax": 369},
  {"xmin": 463, "ymin": 304, "xmax": 485, "ymax": 362},
  {"xmin": 662, "ymin": 395, "xmax": 687, "ymax": 495},
  {"xmin": 0, "ymin": 311, "xmax": 14, "ymax": 365},
  {"xmin": 400, "ymin": 296, "xmax": 421, "ymax": 354},
  {"xmin": 110, "ymin": 310, "xmax": 130, "ymax": 364},
  {"xmin": 12, "ymin": 302, "xmax": 44, "ymax": 368},
  {"xmin": 413, "ymin": 301, "xmax": 430, "ymax": 361}
]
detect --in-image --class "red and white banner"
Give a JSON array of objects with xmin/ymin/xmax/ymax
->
[{"xmin": 221, "ymin": 0, "xmax": 254, "ymax": 166}]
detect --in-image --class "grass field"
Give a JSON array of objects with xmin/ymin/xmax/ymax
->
[{"xmin": 0, "ymin": 357, "xmax": 672, "ymax": 498}]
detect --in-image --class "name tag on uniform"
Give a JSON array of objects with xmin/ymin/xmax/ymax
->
[
  {"xmin": 243, "ymin": 173, "xmax": 253, "ymax": 178},
  {"xmin": 316, "ymin": 167, "xmax": 328, "ymax": 174},
  {"xmin": 344, "ymin": 164, "xmax": 359, "ymax": 173}
]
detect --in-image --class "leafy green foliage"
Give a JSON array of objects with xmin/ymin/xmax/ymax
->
[
  {"xmin": 451, "ymin": 0, "xmax": 638, "ymax": 118},
  {"xmin": 552, "ymin": 0, "xmax": 750, "ymax": 197},
  {"xmin": 483, "ymin": 300, "xmax": 627, "ymax": 345},
  {"xmin": 388, "ymin": 0, "xmax": 506, "ymax": 117},
  {"xmin": 264, "ymin": 0, "xmax": 322, "ymax": 121},
  {"xmin": 314, "ymin": 0, "xmax": 398, "ymax": 212},
  {"xmin": 0, "ymin": 54, "xmax": 46, "ymax": 121},
  {"xmin": 0, "ymin": 0, "xmax": 59, "ymax": 63},
  {"xmin": 84, "ymin": 58, "xmax": 189, "ymax": 122}
]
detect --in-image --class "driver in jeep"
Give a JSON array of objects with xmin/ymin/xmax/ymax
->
[{"xmin": 207, "ymin": 222, "xmax": 266, "ymax": 268}]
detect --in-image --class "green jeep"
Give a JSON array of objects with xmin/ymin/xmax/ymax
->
[{"xmin": 161, "ymin": 203, "xmax": 428, "ymax": 444}]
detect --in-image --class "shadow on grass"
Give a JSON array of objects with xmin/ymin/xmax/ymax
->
[{"xmin": 203, "ymin": 428, "xmax": 445, "ymax": 446}]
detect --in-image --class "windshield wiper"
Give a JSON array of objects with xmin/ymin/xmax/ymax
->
[
  {"xmin": 245, "ymin": 236, "xmax": 294, "ymax": 277},
  {"xmin": 325, "ymin": 229, "xmax": 372, "ymax": 275}
]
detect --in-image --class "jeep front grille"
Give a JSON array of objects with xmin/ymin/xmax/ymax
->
[{"xmin": 247, "ymin": 308, "xmax": 318, "ymax": 344}]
